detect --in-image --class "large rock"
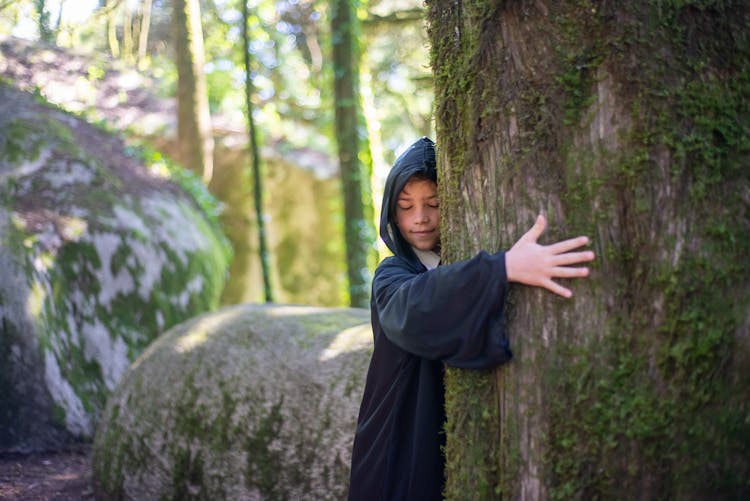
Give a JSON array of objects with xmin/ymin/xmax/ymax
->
[
  {"xmin": 92, "ymin": 304, "xmax": 372, "ymax": 500},
  {"xmin": 0, "ymin": 82, "xmax": 231, "ymax": 452}
]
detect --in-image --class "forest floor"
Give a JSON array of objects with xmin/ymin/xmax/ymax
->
[{"xmin": 0, "ymin": 445, "xmax": 93, "ymax": 500}]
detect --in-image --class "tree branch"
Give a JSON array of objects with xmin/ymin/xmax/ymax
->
[{"xmin": 362, "ymin": 8, "xmax": 425, "ymax": 28}]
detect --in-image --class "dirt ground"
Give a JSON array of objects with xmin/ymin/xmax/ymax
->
[{"xmin": 0, "ymin": 445, "xmax": 93, "ymax": 501}]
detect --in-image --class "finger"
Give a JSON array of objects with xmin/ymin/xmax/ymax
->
[
  {"xmin": 550, "ymin": 250, "xmax": 595, "ymax": 266},
  {"xmin": 543, "ymin": 278, "xmax": 573, "ymax": 298},
  {"xmin": 549, "ymin": 266, "xmax": 590, "ymax": 278},
  {"xmin": 520, "ymin": 214, "xmax": 546, "ymax": 243},
  {"xmin": 547, "ymin": 236, "xmax": 590, "ymax": 255}
]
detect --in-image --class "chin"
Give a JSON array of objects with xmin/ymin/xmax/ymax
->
[{"xmin": 415, "ymin": 243, "xmax": 438, "ymax": 252}]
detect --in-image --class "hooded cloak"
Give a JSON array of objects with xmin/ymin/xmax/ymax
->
[{"xmin": 348, "ymin": 137, "xmax": 512, "ymax": 500}]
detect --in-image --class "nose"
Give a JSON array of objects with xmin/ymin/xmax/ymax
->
[{"xmin": 416, "ymin": 207, "xmax": 429, "ymax": 223}]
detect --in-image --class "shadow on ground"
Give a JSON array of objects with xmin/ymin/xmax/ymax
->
[{"xmin": 0, "ymin": 445, "xmax": 92, "ymax": 500}]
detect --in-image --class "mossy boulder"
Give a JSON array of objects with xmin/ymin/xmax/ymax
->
[
  {"xmin": 92, "ymin": 304, "xmax": 371, "ymax": 500},
  {"xmin": 0, "ymin": 82, "xmax": 231, "ymax": 452}
]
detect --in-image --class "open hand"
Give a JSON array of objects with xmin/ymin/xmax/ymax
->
[{"xmin": 505, "ymin": 214, "xmax": 595, "ymax": 298}]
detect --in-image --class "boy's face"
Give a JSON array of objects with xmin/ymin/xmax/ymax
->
[{"xmin": 395, "ymin": 178, "xmax": 440, "ymax": 252}]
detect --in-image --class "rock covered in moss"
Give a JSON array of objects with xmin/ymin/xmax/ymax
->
[
  {"xmin": 92, "ymin": 304, "xmax": 371, "ymax": 500},
  {"xmin": 0, "ymin": 83, "xmax": 231, "ymax": 452}
]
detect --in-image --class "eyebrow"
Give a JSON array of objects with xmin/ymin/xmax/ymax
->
[{"xmin": 398, "ymin": 192, "xmax": 438, "ymax": 199}]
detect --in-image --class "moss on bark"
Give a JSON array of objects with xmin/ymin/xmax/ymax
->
[{"xmin": 429, "ymin": 1, "xmax": 750, "ymax": 498}]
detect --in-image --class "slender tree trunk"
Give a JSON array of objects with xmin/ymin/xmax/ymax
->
[
  {"xmin": 122, "ymin": 4, "xmax": 134, "ymax": 62},
  {"xmin": 137, "ymin": 0, "xmax": 152, "ymax": 68},
  {"xmin": 35, "ymin": 0, "xmax": 53, "ymax": 43},
  {"xmin": 106, "ymin": 0, "xmax": 120, "ymax": 58},
  {"xmin": 428, "ymin": 1, "xmax": 750, "ymax": 498},
  {"xmin": 172, "ymin": 0, "xmax": 214, "ymax": 183},
  {"xmin": 331, "ymin": 0, "xmax": 376, "ymax": 308},
  {"xmin": 241, "ymin": 0, "xmax": 274, "ymax": 303},
  {"xmin": 52, "ymin": 0, "xmax": 64, "ymax": 34}
]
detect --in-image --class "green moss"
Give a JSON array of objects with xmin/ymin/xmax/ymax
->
[
  {"xmin": 428, "ymin": 0, "xmax": 494, "ymax": 215},
  {"xmin": 13, "ymin": 194, "xmax": 229, "ymax": 437},
  {"xmin": 244, "ymin": 397, "xmax": 286, "ymax": 499},
  {"xmin": 430, "ymin": 0, "xmax": 750, "ymax": 498},
  {"xmin": 164, "ymin": 372, "xmax": 239, "ymax": 500},
  {"xmin": 0, "ymin": 115, "xmax": 79, "ymax": 164},
  {"xmin": 0, "ymin": 119, "xmax": 45, "ymax": 164},
  {"xmin": 169, "ymin": 447, "xmax": 206, "ymax": 501},
  {"xmin": 91, "ymin": 403, "xmax": 127, "ymax": 497},
  {"xmin": 552, "ymin": 3, "xmax": 603, "ymax": 127},
  {"xmin": 544, "ymin": 2, "xmax": 750, "ymax": 498},
  {"xmin": 443, "ymin": 368, "xmax": 501, "ymax": 499}
]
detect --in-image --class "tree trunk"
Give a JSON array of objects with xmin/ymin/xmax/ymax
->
[
  {"xmin": 122, "ymin": 4, "xmax": 134, "ymax": 62},
  {"xmin": 137, "ymin": 0, "xmax": 152, "ymax": 69},
  {"xmin": 106, "ymin": 0, "xmax": 120, "ymax": 58},
  {"xmin": 172, "ymin": 0, "xmax": 214, "ymax": 183},
  {"xmin": 35, "ymin": 0, "xmax": 54, "ymax": 43},
  {"xmin": 428, "ymin": 1, "xmax": 750, "ymax": 498},
  {"xmin": 331, "ymin": 0, "xmax": 376, "ymax": 308},
  {"xmin": 241, "ymin": 0, "xmax": 274, "ymax": 303}
]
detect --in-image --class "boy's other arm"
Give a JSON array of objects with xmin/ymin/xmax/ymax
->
[{"xmin": 505, "ymin": 214, "xmax": 595, "ymax": 298}]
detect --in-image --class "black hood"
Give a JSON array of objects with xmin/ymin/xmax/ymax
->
[{"xmin": 380, "ymin": 137, "xmax": 437, "ymax": 266}]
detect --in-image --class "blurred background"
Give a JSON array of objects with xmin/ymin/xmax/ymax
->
[{"xmin": 0, "ymin": 0, "xmax": 435, "ymax": 308}]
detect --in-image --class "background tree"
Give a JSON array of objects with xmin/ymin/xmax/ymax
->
[
  {"xmin": 428, "ymin": 1, "xmax": 750, "ymax": 498},
  {"xmin": 136, "ymin": 0, "xmax": 152, "ymax": 67},
  {"xmin": 241, "ymin": 0, "xmax": 274, "ymax": 303},
  {"xmin": 331, "ymin": 0, "xmax": 377, "ymax": 307},
  {"xmin": 172, "ymin": 0, "xmax": 214, "ymax": 183},
  {"xmin": 105, "ymin": 0, "xmax": 120, "ymax": 58},
  {"xmin": 34, "ymin": 0, "xmax": 55, "ymax": 43}
]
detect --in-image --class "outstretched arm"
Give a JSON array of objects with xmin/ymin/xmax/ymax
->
[{"xmin": 505, "ymin": 214, "xmax": 595, "ymax": 298}]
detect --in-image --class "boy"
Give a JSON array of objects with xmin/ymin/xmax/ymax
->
[{"xmin": 348, "ymin": 137, "xmax": 595, "ymax": 500}]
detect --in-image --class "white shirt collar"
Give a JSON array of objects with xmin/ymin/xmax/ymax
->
[{"xmin": 413, "ymin": 248, "xmax": 440, "ymax": 270}]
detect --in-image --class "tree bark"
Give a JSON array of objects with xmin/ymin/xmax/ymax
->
[
  {"xmin": 331, "ymin": 0, "xmax": 376, "ymax": 308},
  {"xmin": 172, "ymin": 0, "xmax": 214, "ymax": 183},
  {"xmin": 428, "ymin": 1, "xmax": 750, "ymax": 498}
]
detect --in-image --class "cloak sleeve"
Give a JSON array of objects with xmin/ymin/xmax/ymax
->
[{"xmin": 373, "ymin": 250, "xmax": 512, "ymax": 369}]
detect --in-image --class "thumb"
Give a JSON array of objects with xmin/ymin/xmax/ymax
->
[{"xmin": 520, "ymin": 214, "xmax": 546, "ymax": 243}]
